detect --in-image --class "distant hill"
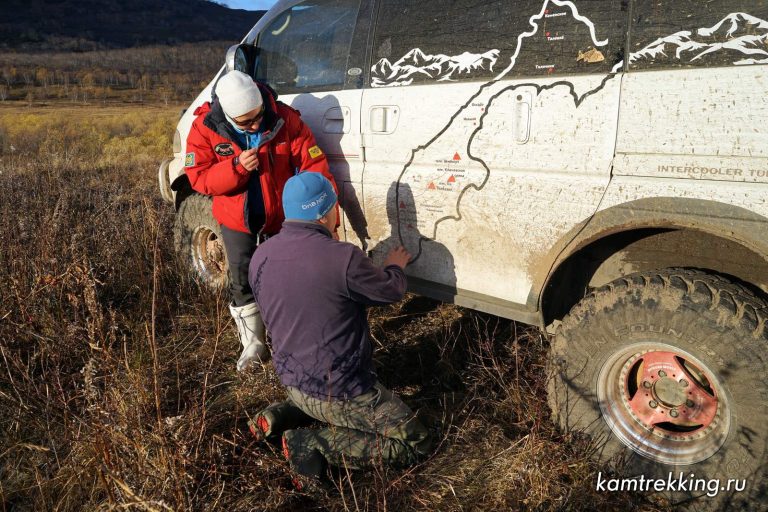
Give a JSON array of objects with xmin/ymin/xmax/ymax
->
[{"xmin": 0, "ymin": 0, "xmax": 266, "ymax": 50}]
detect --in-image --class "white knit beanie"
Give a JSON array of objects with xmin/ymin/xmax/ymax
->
[{"xmin": 216, "ymin": 71, "xmax": 264, "ymax": 118}]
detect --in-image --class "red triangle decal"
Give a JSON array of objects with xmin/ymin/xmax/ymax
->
[
  {"xmin": 453, "ymin": 152, "xmax": 461, "ymax": 161},
  {"xmin": 399, "ymin": 201, "xmax": 406, "ymax": 209},
  {"xmin": 427, "ymin": 182, "xmax": 436, "ymax": 190},
  {"xmin": 447, "ymin": 175, "xmax": 456, "ymax": 183}
]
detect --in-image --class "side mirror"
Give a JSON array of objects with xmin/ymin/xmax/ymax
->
[{"xmin": 225, "ymin": 44, "xmax": 254, "ymax": 74}]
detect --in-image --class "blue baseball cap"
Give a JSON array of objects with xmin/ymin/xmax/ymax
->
[{"xmin": 282, "ymin": 172, "xmax": 337, "ymax": 221}]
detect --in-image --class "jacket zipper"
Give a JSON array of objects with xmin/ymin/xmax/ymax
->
[
  {"xmin": 256, "ymin": 147, "xmax": 277, "ymax": 245},
  {"xmin": 248, "ymin": 118, "xmax": 285, "ymax": 240}
]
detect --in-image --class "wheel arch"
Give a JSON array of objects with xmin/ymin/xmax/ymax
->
[{"xmin": 537, "ymin": 197, "xmax": 768, "ymax": 328}]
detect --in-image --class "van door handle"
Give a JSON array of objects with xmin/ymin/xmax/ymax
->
[
  {"xmin": 323, "ymin": 106, "xmax": 350, "ymax": 134},
  {"xmin": 369, "ymin": 106, "xmax": 399, "ymax": 134},
  {"xmin": 514, "ymin": 93, "xmax": 532, "ymax": 144}
]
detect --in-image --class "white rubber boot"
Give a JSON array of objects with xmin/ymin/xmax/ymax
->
[{"xmin": 229, "ymin": 302, "xmax": 269, "ymax": 371}]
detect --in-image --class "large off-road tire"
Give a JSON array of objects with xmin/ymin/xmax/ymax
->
[
  {"xmin": 548, "ymin": 269, "xmax": 768, "ymax": 510},
  {"xmin": 173, "ymin": 194, "xmax": 229, "ymax": 289}
]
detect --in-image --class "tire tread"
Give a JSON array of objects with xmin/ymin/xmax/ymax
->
[{"xmin": 559, "ymin": 268, "xmax": 768, "ymax": 341}]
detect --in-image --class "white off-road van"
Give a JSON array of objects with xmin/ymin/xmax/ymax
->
[{"xmin": 159, "ymin": 0, "xmax": 768, "ymax": 507}]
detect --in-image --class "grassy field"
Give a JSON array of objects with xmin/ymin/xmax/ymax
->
[{"xmin": 0, "ymin": 103, "xmax": 667, "ymax": 511}]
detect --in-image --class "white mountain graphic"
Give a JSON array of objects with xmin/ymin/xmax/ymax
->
[
  {"xmin": 371, "ymin": 48, "xmax": 499, "ymax": 87},
  {"xmin": 629, "ymin": 12, "xmax": 768, "ymax": 65}
]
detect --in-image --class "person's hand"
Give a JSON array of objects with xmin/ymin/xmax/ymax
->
[
  {"xmin": 238, "ymin": 148, "xmax": 259, "ymax": 172},
  {"xmin": 384, "ymin": 245, "xmax": 411, "ymax": 269}
]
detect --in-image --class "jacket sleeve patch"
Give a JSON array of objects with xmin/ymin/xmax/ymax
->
[
  {"xmin": 214, "ymin": 143, "xmax": 235, "ymax": 156},
  {"xmin": 185, "ymin": 152, "xmax": 195, "ymax": 167},
  {"xmin": 308, "ymin": 145, "xmax": 323, "ymax": 159}
]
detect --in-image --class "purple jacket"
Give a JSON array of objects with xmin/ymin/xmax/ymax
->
[{"xmin": 248, "ymin": 221, "xmax": 407, "ymax": 400}]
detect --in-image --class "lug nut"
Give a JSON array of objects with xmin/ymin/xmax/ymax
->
[
  {"xmin": 679, "ymin": 379, "xmax": 689, "ymax": 387},
  {"xmin": 642, "ymin": 381, "xmax": 652, "ymax": 389},
  {"xmin": 649, "ymin": 400, "xmax": 658, "ymax": 408},
  {"xmin": 670, "ymin": 409, "xmax": 679, "ymax": 418},
  {"xmin": 686, "ymin": 399, "xmax": 694, "ymax": 408},
  {"xmin": 658, "ymin": 370, "xmax": 667, "ymax": 377}
]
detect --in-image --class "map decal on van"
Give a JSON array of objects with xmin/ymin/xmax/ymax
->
[
  {"xmin": 372, "ymin": 10, "xmax": 768, "ymax": 88},
  {"xmin": 372, "ymin": 0, "xmax": 612, "ymax": 88},
  {"xmin": 388, "ymin": 0, "xmax": 615, "ymax": 261},
  {"xmin": 386, "ymin": 3, "xmax": 768, "ymax": 262}
]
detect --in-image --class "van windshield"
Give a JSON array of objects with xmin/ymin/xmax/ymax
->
[{"xmin": 255, "ymin": 0, "xmax": 361, "ymax": 94}]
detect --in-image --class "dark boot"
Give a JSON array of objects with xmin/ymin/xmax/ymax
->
[
  {"xmin": 282, "ymin": 423, "xmax": 425, "ymax": 476},
  {"xmin": 282, "ymin": 429, "xmax": 329, "ymax": 495},
  {"xmin": 248, "ymin": 401, "xmax": 313, "ymax": 444}
]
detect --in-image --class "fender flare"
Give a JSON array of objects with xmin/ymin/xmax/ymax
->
[{"xmin": 529, "ymin": 196, "xmax": 768, "ymax": 313}]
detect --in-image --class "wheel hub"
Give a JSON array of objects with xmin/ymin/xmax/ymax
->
[
  {"xmin": 653, "ymin": 376, "xmax": 686, "ymax": 408},
  {"xmin": 191, "ymin": 226, "xmax": 227, "ymax": 283},
  {"xmin": 205, "ymin": 237, "xmax": 225, "ymax": 270}
]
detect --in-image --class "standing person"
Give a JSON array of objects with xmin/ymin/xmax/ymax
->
[
  {"xmin": 184, "ymin": 71, "xmax": 338, "ymax": 371},
  {"xmin": 248, "ymin": 172, "xmax": 433, "ymax": 488}
]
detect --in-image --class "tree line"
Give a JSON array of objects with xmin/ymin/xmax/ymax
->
[{"xmin": 0, "ymin": 42, "xmax": 232, "ymax": 105}]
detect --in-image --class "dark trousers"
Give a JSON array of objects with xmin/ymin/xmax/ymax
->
[{"xmin": 220, "ymin": 224, "xmax": 259, "ymax": 307}]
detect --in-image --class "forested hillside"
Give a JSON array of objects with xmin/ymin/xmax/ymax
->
[
  {"xmin": 0, "ymin": 0, "xmax": 265, "ymax": 50},
  {"xmin": 0, "ymin": 0, "xmax": 266, "ymax": 106}
]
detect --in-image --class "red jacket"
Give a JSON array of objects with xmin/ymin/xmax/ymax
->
[{"xmin": 184, "ymin": 83, "xmax": 336, "ymax": 235}]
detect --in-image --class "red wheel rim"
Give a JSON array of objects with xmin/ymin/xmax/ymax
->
[
  {"xmin": 597, "ymin": 342, "xmax": 730, "ymax": 464},
  {"xmin": 625, "ymin": 351, "xmax": 718, "ymax": 439}
]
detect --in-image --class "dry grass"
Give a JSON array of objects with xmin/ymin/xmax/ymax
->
[{"xmin": 0, "ymin": 105, "xmax": 669, "ymax": 511}]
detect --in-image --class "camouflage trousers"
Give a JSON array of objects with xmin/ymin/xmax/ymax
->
[{"xmin": 256, "ymin": 382, "xmax": 433, "ymax": 478}]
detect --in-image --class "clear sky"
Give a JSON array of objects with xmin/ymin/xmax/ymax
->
[{"xmin": 219, "ymin": 0, "xmax": 278, "ymax": 10}]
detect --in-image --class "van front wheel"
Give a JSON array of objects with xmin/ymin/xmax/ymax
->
[
  {"xmin": 173, "ymin": 194, "xmax": 229, "ymax": 289},
  {"xmin": 548, "ymin": 269, "xmax": 768, "ymax": 509}
]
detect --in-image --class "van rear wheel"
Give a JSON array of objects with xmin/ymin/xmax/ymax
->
[
  {"xmin": 548, "ymin": 269, "xmax": 768, "ymax": 509},
  {"xmin": 173, "ymin": 194, "xmax": 229, "ymax": 289}
]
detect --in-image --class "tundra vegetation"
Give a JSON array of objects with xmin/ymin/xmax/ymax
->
[{"xmin": 0, "ymin": 58, "xmax": 664, "ymax": 511}]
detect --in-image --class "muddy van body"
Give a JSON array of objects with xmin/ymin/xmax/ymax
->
[{"xmin": 160, "ymin": 0, "xmax": 768, "ymax": 508}]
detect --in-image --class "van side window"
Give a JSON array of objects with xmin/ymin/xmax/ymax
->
[
  {"xmin": 370, "ymin": 0, "xmax": 627, "ymax": 88},
  {"xmin": 254, "ymin": 0, "xmax": 362, "ymax": 94},
  {"xmin": 629, "ymin": 0, "xmax": 768, "ymax": 71}
]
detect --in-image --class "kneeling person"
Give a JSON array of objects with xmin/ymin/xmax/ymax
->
[{"xmin": 248, "ymin": 172, "xmax": 433, "ymax": 483}]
